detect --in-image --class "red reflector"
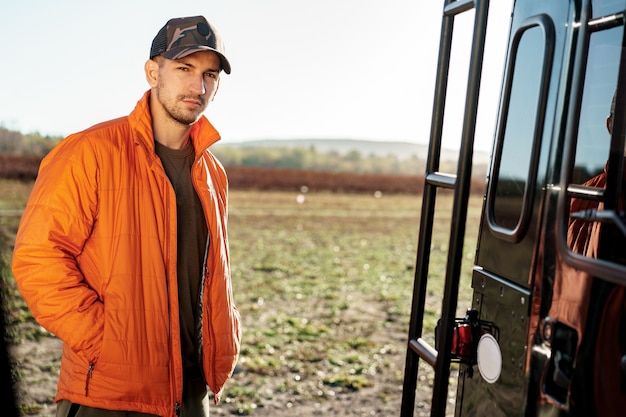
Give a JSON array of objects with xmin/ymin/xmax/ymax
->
[{"xmin": 452, "ymin": 323, "xmax": 472, "ymax": 358}]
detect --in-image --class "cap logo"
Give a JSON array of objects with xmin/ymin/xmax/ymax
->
[{"xmin": 167, "ymin": 23, "xmax": 213, "ymax": 51}]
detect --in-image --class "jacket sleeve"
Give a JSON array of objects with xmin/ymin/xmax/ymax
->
[{"xmin": 12, "ymin": 135, "xmax": 103, "ymax": 363}]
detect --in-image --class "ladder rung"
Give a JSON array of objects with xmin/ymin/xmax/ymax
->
[
  {"xmin": 409, "ymin": 337, "xmax": 438, "ymax": 368},
  {"xmin": 425, "ymin": 172, "xmax": 457, "ymax": 189},
  {"xmin": 444, "ymin": 0, "xmax": 474, "ymax": 15}
]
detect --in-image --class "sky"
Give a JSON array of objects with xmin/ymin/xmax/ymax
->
[{"xmin": 0, "ymin": 0, "xmax": 513, "ymax": 152}]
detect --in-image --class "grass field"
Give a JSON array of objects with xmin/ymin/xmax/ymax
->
[
  {"xmin": 0, "ymin": 180, "xmax": 483, "ymax": 416},
  {"xmin": 221, "ymin": 189, "xmax": 480, "ymax": 414}
]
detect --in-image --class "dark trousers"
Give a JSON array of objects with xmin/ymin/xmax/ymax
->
[{"xmin": 56, "ymin": 378, "xmax": 209, "ymax": 417}]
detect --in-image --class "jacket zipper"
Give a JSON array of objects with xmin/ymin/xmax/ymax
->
[
  {"xmin": 155, "ymin": 150, "xmax": 182, "ymax": 417},
  {"xmin": 85, "ymin": 363, "xmax": 94, "ymax": 397},
  {"xmin": 192, "ymin": 162, "xmax": 211, "ymax": 370},
  {"xmin": 194, "ymin": 161, "xmax": 220, "ymax": 395},
  {"xmin": 166, "ymin": 172, "xmax": 183, "ymax": 416},
  {"xmin": 195, "ymin": 235, "xmax": 210, "ymax": 375}
]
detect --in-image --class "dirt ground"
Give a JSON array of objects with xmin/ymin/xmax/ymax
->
[{"xmin": 10, "ymin": 323, "xmax": 456, "ymax": 417}]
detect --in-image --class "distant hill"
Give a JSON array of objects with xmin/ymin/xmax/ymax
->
[
  {"xmin": 218, "ymin": 139, "xmax": 424, "ymax": 160},
  {"xmin": 215, "ymin": 138, "xmax": 491, "ymax": 166}
]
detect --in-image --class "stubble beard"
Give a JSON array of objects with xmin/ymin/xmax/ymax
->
[{"xmin": 155, "ymin": 85, "xmax": 207, "ymax": 126}]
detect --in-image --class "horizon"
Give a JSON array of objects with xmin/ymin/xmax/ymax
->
[{"xmin": 2, "ymin": 126, "xmax": 493, "ymax": 156}]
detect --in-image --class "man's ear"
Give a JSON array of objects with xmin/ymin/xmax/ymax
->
[
  {"xmin": 144, "ymin": 59, "xmax": 159, "ymax": 88},
  {"xmin": 607, "ymin": 115, "xmax": 613, "ymax": 136}
]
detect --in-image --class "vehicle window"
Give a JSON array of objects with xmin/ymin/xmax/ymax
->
[
  {"xmin": 567, "ymin": 18, "xmax": 624, "ymax": 266},
  {"xmin": 592, "ymin": 0, "xmax": 625, "ymax": 19},
  {"xmin": 491, "ymin": 25, "xmax": 545, "ymax": 231},
  {"xmin": 572, "ymin": 27, "xmax": 620, "ymax": 184}
]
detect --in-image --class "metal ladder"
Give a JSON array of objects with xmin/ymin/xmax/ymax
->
[{"xmin": 400, "ymin": 1, "xmax": 490, "ymax": 416}]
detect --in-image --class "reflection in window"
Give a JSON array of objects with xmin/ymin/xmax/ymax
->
[
  {"xmin": 592, "ymin": 0, "xmax": 625, "ymax": 19},
  {"xmin": 567, "ymin": 23, "xmax": 622, "ymax": 264},
  {"xmin": 573, "ymin": 27, "xmax": 620, "ymax": 184},
  {"xmin": 492, "ymin": 26, "xmax": 544, "ymax": 230}
]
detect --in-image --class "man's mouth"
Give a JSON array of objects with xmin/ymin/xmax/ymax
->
[{"xmin": 181, "ymin": 96, "xmax": 205, "ymax": 107}]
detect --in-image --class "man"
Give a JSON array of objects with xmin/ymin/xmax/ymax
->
[
  {"xmin": 568, "ymin": 92, "xmax": 621, "ymax": 253},
  {"xmin": 12, "ymin": 16, "xmax": 241, "ymax": 417},
  {"xmin": 546, "ymin": 91, "xmax": 626, "ymax": 416}
]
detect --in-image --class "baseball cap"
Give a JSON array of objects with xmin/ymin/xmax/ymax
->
[{"xmin": 150, "ymin": 16, "xmax": 231, "ymax": 74}]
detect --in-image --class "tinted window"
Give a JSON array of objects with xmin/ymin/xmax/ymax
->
[
  {"xmin": 572, "ymin": 27, "xmax": 621, "ymax": 184},
  {"xmin": 567, "ymin": 21, "xmax": 623, "ymax": 265},
  {"xmin": 492, "ymin": 26, "xmax": 545, "ymax": 230},
  {"xmin": 592, "ymin": 0, "xmax": 625, "ymax": 19}
]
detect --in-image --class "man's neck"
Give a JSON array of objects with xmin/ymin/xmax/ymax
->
[
  {"xmin": 154, "ymin": 130, "xmax": 191, "ymax": 150},
  {"xmin": 152, "ymin": 114, "xmax": 194, "ymax": 150},
  {"xmin": 149, "ymin": 91, "xmax": 194, "ymax": 150}
]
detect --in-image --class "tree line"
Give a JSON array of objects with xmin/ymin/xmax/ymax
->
[
  {"xmin": 0, "ymin": 126, "xmax": 426, "ymax": 176},
  {"xmin": 212, "ymin": 145, "xmax": 425, "ymax": 176},
  {"xmin": 0, "ymin": 127, "xmax": 58, "ymax": 156}
]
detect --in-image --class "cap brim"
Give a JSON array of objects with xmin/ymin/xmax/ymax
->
[{"xmin": 160, "ymin": 46, "xmax": 231, "ymax": 74}]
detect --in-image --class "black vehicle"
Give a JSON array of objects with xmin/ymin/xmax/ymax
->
[{"xmin": 401, "ymin": 0, "xmax": 626, "ymax": 416}]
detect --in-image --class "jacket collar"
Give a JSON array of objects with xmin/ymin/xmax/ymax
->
[{"xmin": 129, "ymin": 90, "xmax": 222, "ymax": 155}]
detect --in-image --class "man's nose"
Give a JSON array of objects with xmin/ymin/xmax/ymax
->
[{"xmin": 190, "ymin": 76, "xmax": 206, "ymax": 95}]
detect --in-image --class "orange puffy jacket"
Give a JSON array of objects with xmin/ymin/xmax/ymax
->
[
  {"xmin": 546, "ymin": 162, "xmax": 626, "ymax": 415},
  {"xmin": 12, "ymin": 90, "xmax": 241, "ymax": 416}
]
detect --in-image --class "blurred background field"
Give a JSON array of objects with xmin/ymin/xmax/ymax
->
[{"xmin": 0, "ymin": 176, "xmax": 482, "ymax": 416}]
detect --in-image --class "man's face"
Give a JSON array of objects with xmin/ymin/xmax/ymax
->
[{"xmin": 152, "ymin": 51, "xmax": 221, "ymax": 126}]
